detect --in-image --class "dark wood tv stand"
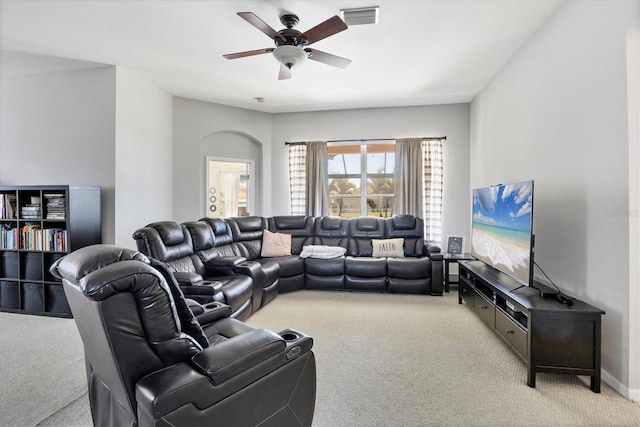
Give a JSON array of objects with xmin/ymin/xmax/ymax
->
[{"xmin": 458, "ymin": 260, "xmax": 605, "ymax": 392}]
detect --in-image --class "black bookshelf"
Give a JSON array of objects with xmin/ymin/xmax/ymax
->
[{"xmin": 0, "ymin": 185, "xmax": 101, "ymax": 317}]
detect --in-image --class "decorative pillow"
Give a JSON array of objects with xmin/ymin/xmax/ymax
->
[
  {"xmin": 261, "ymin": 229, "xmax": 292, "ymax": 257},
  {"xmin": 371, "ymin": 238, "xmax": 405, "ymax": 258},
  {"xmin": 299, "ymin": 245, "xmax": 346, "ymax": 259}
]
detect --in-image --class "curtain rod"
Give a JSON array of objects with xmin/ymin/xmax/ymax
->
[{"xmin": 285, "ymin": 136, "xmax": 447, "ymax": 145}]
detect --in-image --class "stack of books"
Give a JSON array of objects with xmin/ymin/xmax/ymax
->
[
  {"xmin": 44, "ymin": 193, "xmax": 66, "ymax": 220},
  {"xmin": 21, "ymin": 196, "xmax": 41, "ymax": 219}
]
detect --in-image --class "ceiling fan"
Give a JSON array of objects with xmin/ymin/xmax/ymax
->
[{"xmin": 223, "ymin": 12, "xmax": 351, "ymax": 80}]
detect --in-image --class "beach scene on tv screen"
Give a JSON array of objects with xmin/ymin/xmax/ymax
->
[{"xmin": 472, "ymin": 181, "xmax": 533, "ymax": 285}]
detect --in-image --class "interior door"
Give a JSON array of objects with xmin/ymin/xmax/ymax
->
[{"xmin": 206, "ymin": 157, "xmax": 254, "ymax": 218}]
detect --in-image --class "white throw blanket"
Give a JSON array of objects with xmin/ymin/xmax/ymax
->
[{"xmin": 299, "ymin": 245, "xmax": 347, "ymax": 259}]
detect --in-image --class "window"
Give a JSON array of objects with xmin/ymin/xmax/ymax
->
[{"xmin": 327, "ymin": 143, "xmax": 395, "ymax": 217}]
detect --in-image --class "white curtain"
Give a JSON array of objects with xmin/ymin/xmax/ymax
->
[
  {"xmin": 305, "ymin": 141, "xmax": 330, "ymax": 217},
  {"xmin": 223, "ymin": 172, "xmax": 240, "ymax": 218},
  {"xmin": 422, "ymin": 139, "xmax": 444, "ymax": 245},
  {"xmin": 288, "ymin": 144, "xmax": 306, "ymax": 215},
  {"xmin": 394, "ymin": 138, "xmax": 424, "ymax": 217}
]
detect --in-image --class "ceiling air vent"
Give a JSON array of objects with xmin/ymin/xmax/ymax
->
[{"xmin": 340, "ymin": 6, "xmax": 379, "ymax": 26}]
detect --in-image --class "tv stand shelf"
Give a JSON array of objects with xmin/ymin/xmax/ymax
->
[{"xmin": 458, "ymin": 260, "xmax": 605, "ymax": 392}]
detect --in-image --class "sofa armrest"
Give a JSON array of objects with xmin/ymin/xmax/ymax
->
[
  {"xmin": 191, "ymin": 329, "xmax": 285, "ymax": 385},
  {"xmin": 180, "ymin": 282, "xmax": 223, "ymax": 295},
  {"xmin": 174, "ymin": 272, "xmax": 204, "ymax": 285},
  {"xmin": 425, "ymin": 244, "xmax": 441, "ymax": 254},
  {"xmin": 427, "ymin": 252, "xmax": 444, "ymax": 295},
  {"xmin": 205, "ymin": 256, "xmax": 247, "ymax": 276}
]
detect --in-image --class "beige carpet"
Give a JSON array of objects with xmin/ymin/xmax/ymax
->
[
  {"xmin": 247, "ymin": 290, "xmax": 640, "ymax": 427},
  {"xmin": 1, "ymin": 290, "xmax": 639, "ymax": 426}
]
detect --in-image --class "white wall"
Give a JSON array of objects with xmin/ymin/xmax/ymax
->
[
  {"xmin": 115, "ymin": 69, "xmax": 173, "ymax": 248},
  {"xmin": 626, "ymin": 24, "xmax": 640, "ymax": 401},
  {"xmin": 172, "ymin": 97, "xmax": 272, "ymax": 223},
  {"xmin": 470, "ymin": 0, "xmax": 639, "ymax": 399},
  {"xmin": 0, "ymin": 65, "xmax": 116, "ymax": 243},
  {"xmin": 271, "ymin": 104, "xmax": 471, "ymax": 247}
]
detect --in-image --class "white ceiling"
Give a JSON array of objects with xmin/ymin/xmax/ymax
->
[{"xmin": 0, "ymin": 0, "xmax": 564, "ymax": 113}]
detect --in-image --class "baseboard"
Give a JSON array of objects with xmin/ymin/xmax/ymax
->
[{"xmin": 602, "ymin": 369, "xmax": 640, "ymax": 402}]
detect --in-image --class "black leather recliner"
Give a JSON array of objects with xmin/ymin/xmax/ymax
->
[{"xmin": 50, "ymin": 244, "xmax": 316, "ymax": 427}]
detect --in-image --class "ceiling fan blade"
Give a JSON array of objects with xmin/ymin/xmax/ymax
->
[
  {"xmin": 278, "ymin": 64, "xmax": 291, "ymax": 80},
  {"xmin": 237, "ymin": 12, "xmax": 285, "ymax": 42},
  {"xmin": 223, "ymin": 48, "xmax": 274, "ymax": 60},
  {"xmin": 298, "ymin": 15, "xmax": 347, "ymax": 46},
  {"xmin": 305, "ymin": 48, "xmax": 351, "ymax": 69}
]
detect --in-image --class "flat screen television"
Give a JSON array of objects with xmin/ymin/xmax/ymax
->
[{"xmin": 471, "ymin": 180, "xmax": 534, "ymax": 286}]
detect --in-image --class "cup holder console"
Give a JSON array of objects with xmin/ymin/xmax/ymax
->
[
  {"xmin": 239, "ymin": 261, "xmax": 260, "ymax": 268},
  {"xmin": 278, "ymin": 328, "xmax": 313, "ymax": 360},
  {"xmin": 196, "ymin": 302, "xmax": 232, "ymax": 325},
  {"xmin": 281, "ymin": 332, "xmax": 299, "ymax": 341},
  {"xmin": 203, "ymin": 301, "xmax": 225, "ymax": 310}
]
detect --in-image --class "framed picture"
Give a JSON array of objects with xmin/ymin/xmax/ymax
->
[{"xmin": 446, "ymin": 235, "xmax": 465, "ymax": 255}]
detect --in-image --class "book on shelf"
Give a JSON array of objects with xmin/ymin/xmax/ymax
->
[
  {"xmin": 1, "ymin": 194, "xmax": 17, "ymax": 219},
  {"xmin": 0, "ymin": 224, "xmax": 19, "ymax": 250},
  {"xmin": 18, "ymin": 223, "xmax": 67, "ymax": 251}
]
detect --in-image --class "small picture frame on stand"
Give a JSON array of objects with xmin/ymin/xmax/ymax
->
[{"xmin": 446, "ymin": 235, "xmax": 465, "ymax": 255}]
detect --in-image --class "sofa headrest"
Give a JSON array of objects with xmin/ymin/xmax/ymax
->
[
  {"xmin": 228, "ymin": 216, "xmax": 267, "ymax": 243},
  {"xmin": 149, "ymin": 221, "xmax": 187, "ymax": 246},
  {"xmin": 200, "ymin": 217, "xmax": 228, "ymax": 236},
  {"xmin": 385, "ymin": 216, "xmax": 424, "ymax": 240},
  {"xmin": 320, "ymin": 216, "xmax": 343, "ymax": 230},
  {"xmin": 391, "ymin": 215, "xmax": 416, "ymax": 230},
  {"xmin": 233, "ymin": 216, "xmax": 265, "ymax": 232},
  {"xmin": 199, "ymin": 218, "xmax": 234, "ymax": 247},
  {"xmin": 353, "ymin": 216, "xmax": 381, "ymax": 232},
  {"xmin": 49, "ymin": 244, "xmax": 149, "ymax": 283},
  {"xmin": 184, "ymin": 221, "xmax": 214, "ymax": 251},
  {"xmin": 271, "ymin": 215, "xmax": 309, "ymax": 230}
]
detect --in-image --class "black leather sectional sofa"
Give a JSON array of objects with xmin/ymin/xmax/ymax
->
[{"xmin": 133, "ymin": 215, "xmax": 444, "ymax": 321}]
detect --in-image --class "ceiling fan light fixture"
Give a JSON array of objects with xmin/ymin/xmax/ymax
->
[
  {"xmin": 340, "ymin": 6, "xmax": 379, "ymax": 26},
  {"xmin": 273, "ymin": 45, "xmax": 307, "ymax": 69}
]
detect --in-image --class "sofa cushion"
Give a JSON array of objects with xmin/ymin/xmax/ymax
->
[
  {"xmin": 345, "ymin": 256, "xmax": 387, "ymax": 277},
  {"xmin": 261, "ymin": 230, "xmax": 291, "ymax": 257},
  {"xmin": 387, "ymin": 257, "xmax": 430, "ymax": 279},
  {"xmin": 305, "ymin": 257, "xmax": 345, "ymax": 275},
  {"xmin": 371, "ymin": 238, "xmax": 405, "ymax": 258},
  {"xmin": 265, "ymin": 255, "xmax": 304, "ymax": 277}
]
